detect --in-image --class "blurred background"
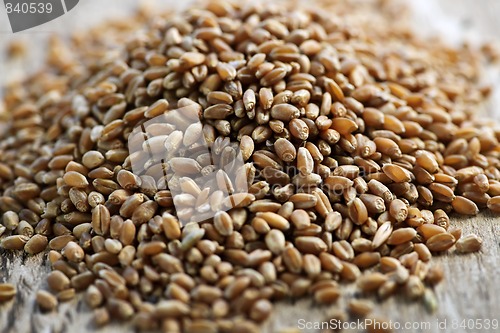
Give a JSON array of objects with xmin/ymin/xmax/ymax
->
[{"xmin": 1, "ymin": 0, "xmax": 500, "ymax": 114}]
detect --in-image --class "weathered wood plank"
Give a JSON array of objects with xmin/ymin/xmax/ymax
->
[{"xmin": 1, "ymin": 212, "xmax": 498, "ymax": 333}]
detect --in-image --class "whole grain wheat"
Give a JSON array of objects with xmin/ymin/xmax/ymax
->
[{"xmin": 0, "ymin": 0, "xmax": 499, "ymax": 331}]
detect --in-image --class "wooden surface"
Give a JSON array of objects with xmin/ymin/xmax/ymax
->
[
  {"xmin": 1, "ymin": 213, "xmax": 499, "ymax": 333},
  {"xmin": 1, "ymin": 1, "xmax": 500, "ymax": 332}
]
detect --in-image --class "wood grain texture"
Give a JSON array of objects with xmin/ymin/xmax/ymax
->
[
  {"xmin": 1, "ymin": 213, "xmax": 498, "ymax": 333},
  {"xmin": 1, "ymin": 1, "xmax": 500, "ymax": 333}
]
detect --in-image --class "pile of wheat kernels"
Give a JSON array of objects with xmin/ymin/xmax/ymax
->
[{"xmin": 0, "ymin": 0, "xmax": 499, "ymax": 331}]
